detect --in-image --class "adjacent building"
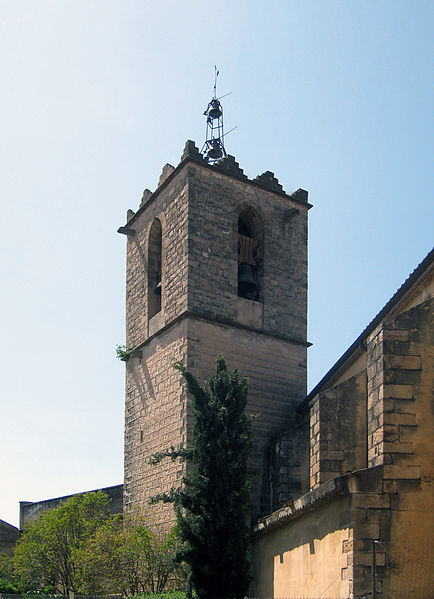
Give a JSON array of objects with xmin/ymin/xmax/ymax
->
[{"xmin": 252, "ymin": 248, "xmax": 433, "ymax": 598}]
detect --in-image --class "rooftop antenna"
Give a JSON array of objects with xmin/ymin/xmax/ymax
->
[{"xmin": 201, "ymin": 66, "xmax": 229, "ymax": 162}]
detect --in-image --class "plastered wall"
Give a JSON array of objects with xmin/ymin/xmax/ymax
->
[{"xmin": 253, "ymin": 495, "xmax": 353, "ymax": 598}]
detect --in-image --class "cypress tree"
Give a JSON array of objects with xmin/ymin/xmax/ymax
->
[{"xmin": 150, "ymin": 355, "xmax": 253, "ymax": 598}]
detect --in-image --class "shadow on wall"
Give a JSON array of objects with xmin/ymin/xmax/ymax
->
[{"xmin": 253, "ymin": 494, "xmax": 352, "ymax": 598}]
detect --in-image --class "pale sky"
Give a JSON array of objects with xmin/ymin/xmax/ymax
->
[{"xmin": 1, "ymin": 1, "xmax": 432, "ymax": 528}]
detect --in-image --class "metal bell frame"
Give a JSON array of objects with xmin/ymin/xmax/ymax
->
[
  {"xmin": 201, "ymin": 96, "xmax": 226, "ymax": 162},
  {"xmin": 201, "ymin": 67, "xmax": 227, "ymax": 162}
]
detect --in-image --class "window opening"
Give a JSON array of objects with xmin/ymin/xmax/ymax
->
[{"xmin": 148, "ymin": 218, "xmax": 162, "ymax": 319}]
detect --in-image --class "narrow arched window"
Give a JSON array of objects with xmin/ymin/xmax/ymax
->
[
  {"xmin": 238, "ymin": 207, "xmax": 262, "ymax": 301},
  {"xmin": 148, "ymin": 218, "xmax": 162, "ymax": 320}
]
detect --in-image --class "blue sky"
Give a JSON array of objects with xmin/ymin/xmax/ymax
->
[{"xmin": 1, "ymin": 1, "xmax": 432, "ymax": 527}]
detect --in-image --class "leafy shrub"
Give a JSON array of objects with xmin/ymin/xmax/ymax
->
[{"xmin": 0, "ymin": 577, "xmax": 20, "ymax": 593}]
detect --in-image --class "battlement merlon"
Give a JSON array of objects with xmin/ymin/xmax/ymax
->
[{"xmin": 118, "ymin": 140, "xmax": 311, "ymax": 231}]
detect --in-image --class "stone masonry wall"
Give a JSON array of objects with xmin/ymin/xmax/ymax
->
[
  {"xmin": 185, "ymin": 317, "xmax": 307, "ymax": 520},
  {"xmin": 310, "ymin": 371, "xmax": 367, "ymax": 490},
  {"xmin": 346, "ymin": 466, "xmax": 390, "ymax": 599},
  {"xmin": 124, "ymin": 321, "xmax": 188, "ymax": 529},
  {"xmin": 263, "ymin": 411, "xmax": 310, "ymax": 514},
  {"xmin": 366, "ymin": 297, "xmax": 433, "ymax": 598},
  {"xmin": 366, "ymin": 300, "xmax": 431, "ymax": 475},
  {"xmin": 125, "ymin": 168, "xmax": 189, "ymax": 349},
  {"xmin": 123, "ymin": 147, "xmax": 309, "ymax": 524},
  {"xmin": 187, "ymin": 161, "xmax": 308, "ymax": 343}
]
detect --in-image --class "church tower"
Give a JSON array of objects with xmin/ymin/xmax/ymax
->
[{"xmin": 119, "ymin": 140, "xmax": 310, "ymax": 527}]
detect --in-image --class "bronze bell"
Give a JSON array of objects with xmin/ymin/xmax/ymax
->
[
  {"xmin": 208, "ymin": 99, "xmax": 222, "ymax": 119},
  {"xmin": 238, "ymin": 263, "xmax": 257, "ymax": 296},
  {"xmin": 207, "ymin": 140, "xmax": 223, "ymax": 159}
]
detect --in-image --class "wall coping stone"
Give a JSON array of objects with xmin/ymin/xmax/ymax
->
[{"xmin": 253, "ymin": 466, "xmax": 383, "ymax": 537}]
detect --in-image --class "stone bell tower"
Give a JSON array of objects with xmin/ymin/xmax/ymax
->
[{"xmin": 119, "ymin": 141, "xmax": 310, "ymax": 527}]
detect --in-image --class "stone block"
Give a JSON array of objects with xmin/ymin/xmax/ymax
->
[
  {"xmin": 351, "ymin": 507, "xmax": 367, "ymax": 524},
  {"xmin": 323, "ymin": 450, "xmax": 345, "ymax": 460},
  {"xmin": 384, "ymin": 354, "xmax": 421, "ymax": 370},
  {"xmin": 382, "ymin": 441, "xmax": 414, "ymax": 454},
  {"xmin": 215, "ymin": 155, "xmax": 248, "ymax": 179},
  {"xmin": 383, "ymin": 479, "xmax": 397, "ymax": 493},
  {"xmin": 291, "ymin": 188, "xmax": 308, "ymax": 202},
  {"xmin": 353, "ymin": 564, "xmax": 371, "ymax": 583},
  {"xmin": 385, "ymin": 412, "xmax": 417, "ymax": 426},
  {"xmin": 368, "ymin": 447, "xmax": 379, "ymax": 463},
  {"xmin": 372, "ymin": 425, "xmax": 398, "ymax": 445},
  {"xmin": 393, "ymin": 398, "xmax": 417, "ymax": 414},
  {"xmin": 383, "ymin": 329, "xmax": 409, "ymax": 341},
  {"xmin": 254, "ymin": 170, "xmax": 284, "ymax": 192},
  {"xmin": 352, "ymin": 493, "xmax": 390, "ymax": 509},
  {"xmin": 158, "ymin": 164, "xmax": 175, "ymax": 187},
  {"xmin": 384, "ymin": 368, "xmax": 421, "ymax": 385},
  {"xmin": 380, "ymin": 384, "xmax": 413, "ymax": 399},
  {"xmin": 355, "ymin": 522, "xmax": 380, "ymax": 539},
  {"xmin": 398, "ymin": 426, "xmax": 418, "ymax": 442},
  {"xmin": 383, "ymin": 464, "xmax": 421, "ymax": 480}
]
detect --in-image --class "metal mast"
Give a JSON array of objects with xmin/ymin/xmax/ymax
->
[{"xmin": 201, "ymin": 66, "xmax": 227, "ymax": 162}]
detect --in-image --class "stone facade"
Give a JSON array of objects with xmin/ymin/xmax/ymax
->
[
  {"xmin": 310, "ymin": 371, "xmax": 367, "ymax": 489},
  {"xmin": 121, "ymin": 141, "xmax": 310, "ymax": 525},
  {"xmin": 252, "ymin": 250, "xmax": 433, "ymax": 598}
]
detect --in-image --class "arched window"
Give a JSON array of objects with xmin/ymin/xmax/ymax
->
[
  {"xmin": 238, "ymin": 207, "xmax": 262, "ymax": 301},
  {"xmin": 148, "ymin": 218, "xmax": 162, "ymax": 320}
]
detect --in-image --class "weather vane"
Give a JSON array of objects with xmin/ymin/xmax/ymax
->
[{"xmin": 201, "ymin": 67, "xmax": 234, "ymax": 162}]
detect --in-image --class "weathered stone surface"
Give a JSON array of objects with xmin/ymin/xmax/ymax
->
[
  {"xmin": 383, "ymin": 465, "xmax": 421, "ymax": 480},
  {"xmin": 122, "ymin": 146, "xmax": 309, "ymax": 525},
  {"xmin": 180, "ymin": 139, "xmax": 203, "ymax": 162},
  {"xmin": 214, "ymin": 154, "xmax": 248, "ymax": 179},
  {"xmin": 309, "ymin": 371, "xmax": 367, "ymax": 489},
  {"xmin": 254, "ymin": 170, "xmax": 284, "ymax": 193},
  {"xmin": 139, "ymin": 189, "xmax": 153, "ymax": 209},
  {"xmin": 158, "ymin": 163, "xmax": 175, "ymax": 187},
  {"xmin": 380, "ymin": 384, "xmax": 414, "ymax": 399}
]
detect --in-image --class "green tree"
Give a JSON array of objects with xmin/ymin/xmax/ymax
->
[
  {"xmin": 76, "ymin": 511, "xmax": 180, "ymax": 595},
  {"xmin": 0, "ymin": 553, "xmax": 18, "ymax": 594},
  {"xmin": 151, "ymin": 356, "xmax": 253, "ymax": 599},
  {"xmin": 146, "ymin": 524, "xmax": 181, "ymax": 593},
  {"xmin": 14, "ymin": 491, "xmax": 110, "ymax": 594}
]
